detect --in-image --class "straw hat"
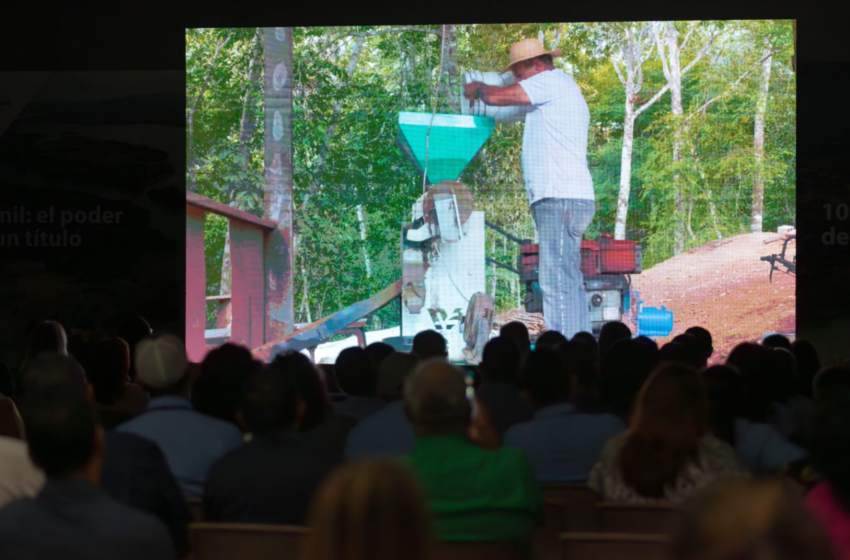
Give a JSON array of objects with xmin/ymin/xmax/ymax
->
[{"xmin": 503, "ymin": 38, "xmax": 562, "ymax": 73}]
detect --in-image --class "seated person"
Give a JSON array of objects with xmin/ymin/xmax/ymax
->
[
  {"xmin": 411, "ymin": 330, "xmax": 448, "ymax": 361},
  {"xmin": 404, "ymin": 361, "xmax": 541, "ymax": 545},
  {"xmin": 269, "ymin": 352, "xmax": 357, "ymax": 460},
  {"xmin": 726, "ymin": 343, "xmax": 807, "ymax": 473},
  {"xmin": 301, "ymin": 459, "xmax": 432, "ymax": 560},
  {"xmin": 471, "ymin": 337, "xmax": 533, "ymax": 449},
  {"xmin": 499, "ymin": 321, "xmax": 531, "ymax": 361},
  {"xmin": 0, "ymin": 375, "xmax": 174, "ymax": 560},
  {"xmin": 332, "ymin": 347, "xmax": 384, "ymax": 421},
  {"xmin": 589, "ymin": 363, "xmax": 745, "ymax": 504},
  {"xmin": 21, "ymin": 352, "xmax": 192, "ymax": 556},
  {"xmin": 0, "ymin": 435, "xmax": 44, "ymax": 509},
  {"xmin": 671, "ymin": 477, "xmax": 835, "ymax": 560},
  {"xmin": 204, "ymin": 367, "xmax": 339, "ymax": 524},
  {"xmin": 193, "ymin": 343, "xmax": 261, "ymax": 427},
  {"xmin": 88, "ymin": 337, "xmax": 149, "ymax": 428},
  {"xmin": 344, "ymin": 352, "xmax": 419, "ymax": 460},
  {"xmin": 116, "ymin": 334, "xmax": 243, "ymax": 498},
  {"xmin": 504, "ymin": 346, "xmax": 625, "ymax": 482}
]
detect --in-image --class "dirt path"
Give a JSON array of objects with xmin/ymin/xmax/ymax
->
[{"xmin": 494, "ymin": 232, "xmax": 796, "ymax": 364}]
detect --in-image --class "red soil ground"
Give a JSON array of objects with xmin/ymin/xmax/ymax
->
[{"xmin": 629, "ymin": 232, "xmax": 796, "ymax": 363}]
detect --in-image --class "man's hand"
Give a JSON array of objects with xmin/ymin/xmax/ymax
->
[{"xmin": 463, "ymin": 81, "xmax": 484, "ymax": 100}]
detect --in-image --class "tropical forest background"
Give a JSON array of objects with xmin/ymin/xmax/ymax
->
[{"xmin": 186, "ymin": 21, "xmax": 795, "ymax": 330}]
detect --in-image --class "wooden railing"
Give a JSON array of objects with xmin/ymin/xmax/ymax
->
[{"xmin": 186, "ymin": 192, "xmax": 278, "ymax": 363}]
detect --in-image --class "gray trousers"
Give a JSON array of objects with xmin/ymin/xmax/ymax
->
[{"xmin": 531, "ymin": 197, "xmax": 595, "ymax": 338}]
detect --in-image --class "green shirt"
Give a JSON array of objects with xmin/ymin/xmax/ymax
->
[{"xmin": 405, "ymin": 435, "xmax": 542, "ymax": 543}]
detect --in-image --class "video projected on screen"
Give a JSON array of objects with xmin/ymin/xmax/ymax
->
[{"xmin": 185, "ymin": 22, "xmax": 796, "ymax": 365}]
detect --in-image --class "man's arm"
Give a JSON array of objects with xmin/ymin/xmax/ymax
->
[{"xmin": 463, "ymin": 81, "xmax": 531, "ymax": 107}]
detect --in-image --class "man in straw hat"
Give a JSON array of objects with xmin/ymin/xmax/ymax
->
[{"xmin": 464, "ymin": 38, "xmax": 595, "ymax": 338}]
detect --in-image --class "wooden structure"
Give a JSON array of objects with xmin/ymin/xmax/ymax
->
[
  {"xmin": 186, "ymin": 27, "xmax": 406, "ymax": 363},
  {"xmin": 186, "ymin": 192, "xmax": 279, "ymax": 363}
]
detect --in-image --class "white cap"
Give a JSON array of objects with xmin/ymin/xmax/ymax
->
[{"xmin": 135, "ymin": 334, "xmax": 188, "ymax": 389}]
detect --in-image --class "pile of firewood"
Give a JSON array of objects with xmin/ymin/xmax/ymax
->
[{"xmin": 491, "ymin": 308, "xmax": 546, "ymax": 338}]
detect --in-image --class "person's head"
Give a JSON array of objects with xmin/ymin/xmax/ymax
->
[
  {"xmin": 376, "ymin": 352, "xmax": 420, "ymax": 402},
  {"xmin": 411, "ymin": 330, "xmax": 447, "ymax": 361},
  {"xmin": 21, "ymin": 352, "xmax": 89, "ymax": 398},
  {"xmin": 518, "ymin": 346, "xmax": 569, "ymax": 407},
  {"xmin": 237, "ymin": 366, "xmax": 298, "ymax": 436},
  {"xmin": 671, "ymin": 478, "xmax": 836, "ymax": 560},
  {"xmin": 598, "ymin": 321, "xmax": 632, "ymax": 359},
  {"xmin": 791, "ymin": 340, "xmax": 821, "ymax": 399},
  {"xmin": 134, "ymin": 333, "xmax": 189, "ymax": 398},
  {"xmin": 87, "ymin": 337, "xmax": 131, "ymax": 406},
  {"xmin": 618, "ymin": 362, "xmax": 707, "ymax": 499},
  {"xmin": 500, "ymin": 321, "xmax": 531, "ymax": 358},
  {"xmin": 479, "ymin": 336, "xmax": 522, "ymax": 384},
  {"xmin": 571, "ymin": 332, "xmax": 599, "ymax": 359},
  {"xmin": 700, "ymin": 365, "xmax": 744, "ymax": 447},
  {"xmin": 685, "ymin": 326, "xmax": 714, "ymax": 363},
  {"xmin": 22, "ymin": 320, "xmax": 68, "ymax": 369},
  {"xmin": 116, "ymin": 315, "xmax": 152, "ymax": 382},
  {"xmin": 808, "ymin": 390, "xmax": 850, "ymax": 513},
  {"xmin": 727, "ymin": 342, "xmax": 783, "ymax": 421},
  {"xmin": 269, "ymin": 351, "xmax": 328, "ymax": 431},
  {"xmin": 20, "ymin": 356, "xmax": 103, "ymax": 483},
  {"xmin": 559, "ymin": 339, "xmax": 598, "ymax": 396},
  {"xmin": 534, "ymin": 330, "xmax": 567, "ymax": 350},
  {"xmin": 763, "ymin": 333, "xmax": 793, "ymax": 351},
  {"xmin": 365, "ymin": 342, "xmax": 395, "ymax": 369},
  {"xmin": 634, "ymin": 335, "xmax": 660, "ymax": 365},
  {"xmin": 193, "ymin": 343, "xmax": 259, "ymax": 425},
  {"xmin": 812, "ymin": 366, "xmax": 850, "ymax": 401},
  {"xmin": 335, "ymin": 347, "xmax": 379, "ymax": 397},
  {"xmin": 659, "ymin": 339, "xmax": 705, "ymax": 370},
  {"xmin": 505, "ymin": 38, "xmax": 560, "ymax": 82},
  {"xmin": 302, "ymin": 459, "xmax": 431, "ymax": 560},
  {"xmin": 770, "ymin": 348, "xmax": 799, "ymax": 401},
  {"xmin": 404, "ymin": 361, "xmax": 471, "ymax": 436},
  {"xmin": 600, "ymin": 337, "xmax": 655, "ymax": 420}
]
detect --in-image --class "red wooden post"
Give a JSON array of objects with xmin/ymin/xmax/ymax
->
[
  {"xmin": 230, "ymin": 221, "xmax": 266, "ymax": 349},
  {"xmin": 185, "ymin": 205, "xmax": 207, "ymax": 362},
  {"xmin": 263, "ymin": 26, "xmax": 295, "ymax": 343}
]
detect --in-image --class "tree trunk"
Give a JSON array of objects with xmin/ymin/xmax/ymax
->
[
  {"xmin": 263, "ymin": 27, "xmax": 295, "ymax": 340},
  {"xmin": 750, "ymin": 38, "xmax": 773, "ymax": 233},
  {"xmin": 664, "ymin": 22, "xmax": 687, "ymax": 255},
  {"xmin": 356, "ymin": 204, "xmax": 372, "ymax": 278},
  {"xmin": 615, "ymin": 107, "xmax": 636, "ymax": 240},
  {"xmin": 439, "ymin": 24, "xmax": 460, "ymax": 113}
]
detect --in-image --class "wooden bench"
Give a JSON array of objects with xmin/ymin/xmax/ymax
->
[
  {"xmin": 560, "ymin": 532, "xmax": 671, "ymax": 560},
  {"xmin": 189, "ymin": 523, "xmax": 308, "ymax": 560},
  {"xmin": 596, "ymin": 502, "xmax": 685, "ymax": 534}
]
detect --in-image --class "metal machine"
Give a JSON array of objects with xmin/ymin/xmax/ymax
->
[
  {"xmin": 396, "ymin": 112, "xmax": 496, "ymax": 363},
  {"xmin": 520, "ymin": 233, "xmax": 673, "ymax": 337}
]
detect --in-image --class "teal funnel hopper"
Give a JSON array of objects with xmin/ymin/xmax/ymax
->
[{"xmin": 397, "ymin": 112, "xmax": 495, "ymax": 184}]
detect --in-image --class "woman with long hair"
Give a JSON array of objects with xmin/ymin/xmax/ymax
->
[
  {"xmin": 589, "ymin": 362, "xmax": 744, "ymax": 503},
  {"xmin": 267, "ymin": 352, "xmax": 356, "ymax": 458},
  {"xmin": 301, "ymin": 459, "xmax": 431, "ymax": 560}
]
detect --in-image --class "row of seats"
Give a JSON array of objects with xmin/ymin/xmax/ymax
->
[
  {"xmin": 187, "ymin": 485, "xmax": 682, "ymax": 560},
  {"xmin": 189, "ymin": 523, "xmax": 670, "ymax": 560}
]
